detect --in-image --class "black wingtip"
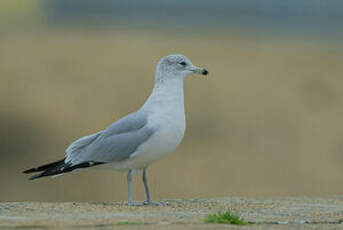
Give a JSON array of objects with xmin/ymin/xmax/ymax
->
[
  {"xmin": 23, "ymin": 158, "xmax": 66, "ymax": 174},
  {"xmin": 29, "ymin": 173, "xmax": 43, "ymax": 180},
  {"xmin": 24, "ymin": 160, "xmax": 105, "ymax": 180},
  {"xmin": 23, "ymin": 168, "xmax": 38, "ymax": 174}
]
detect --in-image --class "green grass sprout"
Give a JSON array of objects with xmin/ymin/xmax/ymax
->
[{"xmin": 204, "ymin": 210, "xmax": 247, "ymax": 225}]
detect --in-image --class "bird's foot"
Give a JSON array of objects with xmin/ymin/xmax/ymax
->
[
  {"xmin": 127, "ymin": 201, "xmax": 172, "ymax": 206},
  {"xmin": 127, "ymin": 201, "xmax": 145, "ymax": 206},
  {"xmin": 143, "ymin": 200, "xmax": 171, "ymax": 206}
]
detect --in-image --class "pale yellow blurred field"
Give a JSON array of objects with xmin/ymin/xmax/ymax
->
[{"xmin": 1, "ymin": 30, "xmax": 343, "ymax": 201}]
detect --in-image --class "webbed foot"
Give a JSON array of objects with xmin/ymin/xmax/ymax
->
[{"xmin": 143, "ymin": 201, "xmax": 171, "ymax": 206}]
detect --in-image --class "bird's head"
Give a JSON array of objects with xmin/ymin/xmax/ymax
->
[{"xmin": 155, "ymin": 54, "xmax": 208, "ymax": 82}]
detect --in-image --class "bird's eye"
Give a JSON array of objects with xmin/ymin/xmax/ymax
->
[{"xmin": 179, "ymin": 62, "xmax": 186, "ymax": 66}]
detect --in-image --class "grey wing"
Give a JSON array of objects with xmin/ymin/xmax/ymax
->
[
  {"xmin": 66, "ymin": 131, "xmax": 103, "ymax": 156},
  {"xmin": 65, "ymin": 111, "xmax": 154, "ymax": 164}
]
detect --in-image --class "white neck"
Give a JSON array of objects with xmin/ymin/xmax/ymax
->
[{"xmin": 141, "ymin": 78, "xmax": 185, "ymax": 114}]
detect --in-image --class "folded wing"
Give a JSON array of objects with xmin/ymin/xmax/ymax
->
[
  {"xmin": 24, "ymin": 111, "xmax": 155, "ymax": 179},
  {"xmin": 65, "ymin": 111, "xmax": 154, "ymax": 165}
]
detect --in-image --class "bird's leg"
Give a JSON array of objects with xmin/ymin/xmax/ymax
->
[
  {"xmin": 142, "ymin": 167, "xmax": 171, "ymax": 206},
  {"xmin": 142, "ymin": 167, "xmax": 152, "ymax": 203},
  {"xmin": 127, "ymin": 169, "xmax": 146, "ymax": 206},
  {"xmin": 127, "ymin": 169, "xmax": 133, "ymax": 205}
]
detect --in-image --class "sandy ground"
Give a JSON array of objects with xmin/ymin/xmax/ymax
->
[{"xmin": 1, "ymin": 197, "xmax": 343, "ymax": 230}]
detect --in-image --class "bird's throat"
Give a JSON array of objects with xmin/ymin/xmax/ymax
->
[{"xmin": 142, "ymin": 78, "xmax": 185, "ymax": 115}]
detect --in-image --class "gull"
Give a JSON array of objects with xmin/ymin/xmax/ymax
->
[{"xmin": 23, "ymin": 54, "xmax": 208, "ymax": 205}]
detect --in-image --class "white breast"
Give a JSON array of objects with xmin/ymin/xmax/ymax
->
[{"xmin": 128, "ymin": 78, "xmax": 186, "ymax": 169}]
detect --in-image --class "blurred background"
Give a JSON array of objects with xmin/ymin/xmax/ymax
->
[{"xmin": 1, "ymin": 0, "xmax": 343, "ymax": 202}]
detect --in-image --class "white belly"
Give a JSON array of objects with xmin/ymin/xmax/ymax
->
[
  {"xmin": 129, "ymin": 116, "xmax": 185, "ymax": 169},
  {"xmin": 100, "ymin": 127, "xmax": 185, "ymax": 171}
]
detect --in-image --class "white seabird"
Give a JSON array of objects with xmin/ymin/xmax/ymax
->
[{"xmin": 24, "ymin": 54, "xmax": 208, "ymax": 205}]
